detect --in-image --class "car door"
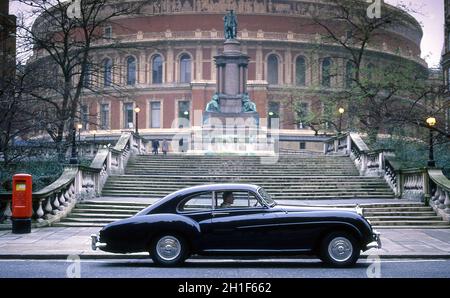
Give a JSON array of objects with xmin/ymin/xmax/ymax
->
[
  {"xmin": 176, "ymin": 191, "xmax": 215, "ymax": 246},
  {"xmin": 201, "ymin": 190, "xmax": 281, "ymax": 251}
]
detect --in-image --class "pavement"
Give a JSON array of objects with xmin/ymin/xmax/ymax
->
[{"xmin": 1, "ymin": 227, "xmax": 450, "ymax": 260}]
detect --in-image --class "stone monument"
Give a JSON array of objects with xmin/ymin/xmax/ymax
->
[
  {"xmin": 203, "ymin": 10, "xmax": 259, "ymax": 127},
  {"xmin": 192, "ymin": 11, "xmax": 275, "ymax": 155}
]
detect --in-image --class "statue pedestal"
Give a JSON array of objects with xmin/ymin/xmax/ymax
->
[{"xmin": 197, "ymin": 33, "xmax": 271, "ymax": 155}]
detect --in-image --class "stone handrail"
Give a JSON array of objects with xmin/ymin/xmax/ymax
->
[
  {"xmin": 0, "ymin": 132, "xmax": 147, "ymax": 227},
  {"xmin": 429, "ymin": 169, "xmax": 450, "ymax": 221},
  {"xmin": 324, "ymin": 132, "xmax": 450, "ymax": 224}
]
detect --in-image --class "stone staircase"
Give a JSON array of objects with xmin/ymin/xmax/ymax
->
[
  {"xmin": 55, "ymin": 154, "xmax": 450, "ymax": 228},
  {"xmin": 102, "ymin": 155, "xmax": 394, "ymax": 199}
]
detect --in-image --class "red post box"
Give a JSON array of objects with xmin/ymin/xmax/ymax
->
[{"xmin": 12, "ymin": 174, "xmax": 32, "ymax": 234}]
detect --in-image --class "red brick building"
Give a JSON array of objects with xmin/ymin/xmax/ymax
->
[{"xmin": 28, "ymin": 0, "xmax": 427, "ymax": 150}]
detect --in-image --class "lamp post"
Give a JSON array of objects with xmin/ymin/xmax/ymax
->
[
  {"xmin": 76, "ymin": 123, "xmax": 83, "ymax": 159},
  {"xmin": 69, "ymin": 127, "xmax": 78, "ymax": 164},
  {"xmin": 426, "ymin": 116, "xmax": 437, "ymax": 167},
  {"xmin": 77, "ymin": 123, "xmax": 82, "ymax": 142},
  {"xmin": 134, "ymin": 106, "xmax": 141, "ymax": 135},
  {"xmin": 338, "ymin": 107, "xmax": 345, "ymax": 134}
]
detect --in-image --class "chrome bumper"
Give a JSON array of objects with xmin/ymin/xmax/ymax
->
[
  {"xmin": 90, "ymin": 234, "xmax": 107, "ymax": 251},
  {"xmin": 366, "ymin": 230, "xmax": 382, "ymax": 249}
]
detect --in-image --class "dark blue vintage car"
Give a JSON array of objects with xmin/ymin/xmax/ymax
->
[{"xmin": 91, "ymin": 184, "xmax": 381, "ymax": 267}]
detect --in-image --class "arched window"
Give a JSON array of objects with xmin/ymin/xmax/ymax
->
[
  {"xmin": 295, "ymin": 56, "xmax": 306, "ymax": 86},
  {"xmin": 321, "ymin": 58, "xmax": 332, "ymax": 87},
  {"xmin": 152, "ymin": 55, "xmax": 163, "ymax": 84},
  {"xmin": 179, "ymin": 54, "xmax": 191, "ymax": 83},
  {"xmin": 103, "ymin": 58, "xmax": 113, "ymax": 87},
  {"xmin": 126, "ymin": 56, "xmax": 136, "ymax": 86},
  {"xmin": 345, "ymin": 61, "xmax": 355, "ymax": 88},
  {"xmin": 267, "ymin": 54, "xmax": 279, "ymax": 85}
]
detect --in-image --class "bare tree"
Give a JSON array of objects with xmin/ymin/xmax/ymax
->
[
  {"xmin": 286, "ymin": 0, "xmax": 449, "ymax": 144},
  {"xmin": 15, "ymin": 0, "xmax": 145, "ymax": 160}
]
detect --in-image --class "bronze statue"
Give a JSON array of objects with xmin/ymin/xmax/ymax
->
[
  {"xmin": 224, "ymin": 10, "xmax": 238, "ymax": 40},
  {"xmin": 242, "ymin": 93, "xmax": 257, "ymax": 113},
  {"xmin": 206, "ymin": 93, "xmax": 221, "ymax": 112}
]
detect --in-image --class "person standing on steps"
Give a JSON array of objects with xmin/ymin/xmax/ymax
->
[
  {"xmin": 179, "ymin": 137, "xmax": 184, "ymax": 153},
  {"xmin": 162, "ymin": 138, "xmax": 169, "ymax": 156},
  {"xmin": 154, "ymin": 139, "xmax": 160, "ymax": 155}
]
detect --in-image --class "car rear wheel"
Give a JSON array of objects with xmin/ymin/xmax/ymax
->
[
  {"xmin": 150, "ymin": 234, "xmax": 189, "ymax": 267},
  {"xmin": 319, "ymin": 232, "xmax": 360, "ymax": 268}
]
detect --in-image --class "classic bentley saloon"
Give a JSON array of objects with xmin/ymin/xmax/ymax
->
[{"xmin": 91, "ymin": 184, "xmax": 381, "ymax": 267}]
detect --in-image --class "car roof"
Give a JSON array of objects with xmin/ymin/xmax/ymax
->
[
  {"xmin": 175, "ymin": 183, "xmax": 261, "ymax": 194},
  {"xmin": 135, "ymin": 183, "xmax": 263, "ymax": 215}
]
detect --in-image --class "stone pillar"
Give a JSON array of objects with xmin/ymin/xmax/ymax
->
[
  {"xmin": 285, "ymin": 49, "xmax": 292, "ymax": 85},
  {"xmin": 256, "ymin": 45, "xmax": 263, "ymax": 80},
  {"xmin": 139, "ymin": 52, "xmax": 146, "ymax": 84},
  {"xmin": 225, "ymin": 63, "xmax": 239, "ymax": 95},
  {"xmin": 216, "ymin": 65, "xmax": 220, "ymax": 91},
  {"xmin": 221, "ymin": 65, "xmax": 225, "ymax": 93},
  {"xmin": 211, "ymin": 44, "xmax": 218, "ymax": 83},
  {"xmin": 196, "ymin": 44, "xmax": 202, "ymax": 81},
  {"xmin": 167, "ymin": 46, "xmax": 174, "ymax": 83}
]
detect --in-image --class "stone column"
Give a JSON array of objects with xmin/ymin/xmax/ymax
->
[
  {"xmin": 139, "ymin": 52, "xmax": 146, "ymax": 84},
  {"xmin": 285, "ymin": 49, "xmax": 292, "ymax": 85},
  {"xmin": 196, "ymin": 44, "xmax": 202, "ymax": 81},
  {"xmin": 166, "ymin": 46, "xmax": 174, "ymax": 83},
  {"xmin": 211, "ymin": 44, "xmax": 218, "ymax": 84},
  {"xmin": 256, "ymin": 45, "xmax": 263, "ymax": 80},
  {"xmin": 216, "ymin": 65, "xmax": 220, "ymax": 91}
]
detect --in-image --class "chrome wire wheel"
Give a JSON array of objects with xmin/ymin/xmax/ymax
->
[
  {"xmin": 327, "ymin": 236, "xmax": 353, "ymax": 263},
  {"xmin": 156, "ymin": 236, "xmax": 182, "ymax": 261}
]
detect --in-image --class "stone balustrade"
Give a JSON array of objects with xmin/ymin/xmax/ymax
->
[
  {"xmin": 429, "ymin": 169, "xmax": 450, "ymax": 221},
  {"xmin": 324, "ymin": 132, "xmax": 450, "ymax": 221},
  {"xmin": 0, "ymin": 132, "xmax": 147, "ymax": 228}
]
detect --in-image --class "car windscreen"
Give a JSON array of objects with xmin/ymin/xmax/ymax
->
[{"xmin": 257, "ymin": 187, "xmax": 276, "ymax": 207}]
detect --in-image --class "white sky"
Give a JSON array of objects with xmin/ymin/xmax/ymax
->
[{"xmin": 9, "ymin": 0, "xmax": 446, "ymax": 68}]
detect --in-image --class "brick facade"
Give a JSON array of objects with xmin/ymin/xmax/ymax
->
[{"xmin": 30, "ymin": 0, "xmax": 426, "ymax": 133}]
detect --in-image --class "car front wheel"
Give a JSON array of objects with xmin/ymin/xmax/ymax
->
[
  {"xmin": 150, "ymin": 234, "xmax": 189, "ymax": 267},
  {"xmin": 319, "ymin": 232, "xmax": 360, "ymax": 267}
]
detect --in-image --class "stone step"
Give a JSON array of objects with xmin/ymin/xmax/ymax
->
[
  {"xmin": 71, "ymin": 208, "xmax": 140, "ymax": 214},
  {"xmin": 101, "ymin": 185, "xmax": 393, "ymax": 191},
  {"xmin": 368, "ymin": 220, "xmax": 450, "ymax": 226},
  {"xmin": 124, "ymin": 172, "xmax": 361, "ymax": 176},
  {"xmin": 374, "ymin": 225, "xmax": 450, "ymax": 229},
  {"xmin": 100, "ymin": 193, "xmax": 396, "ymax": 200},
  {"xmin": 78, "ymin": 201, "xmax": 149, "ymax": 207},
  {"xmin": 363, "ymin": 207, "xmax": 434, "ymax": 212},
  {"xmin": 107, "ymin": 175, "xmax": 386, "ymax": 180},
  {"xmin": 60, "ymin": 217, "xmax": 121, "ymax": 223},
  {"xmin": 73, "ymin": 204, "xmax": 145, "ymax": 210},
  {"xmin": 53, "ymin": 222, "xmax": 105, "ymax": 227},
  {"xmin": 366, "ymin": 216, "xmax": 443, "ymax": 221},
  {"xmin": 69, "ymin": 213, "xmax": 132, "ymax": 219},
  {"xmin": 364, "ymin": 211, "xmax": 437, "ymax": 216}
]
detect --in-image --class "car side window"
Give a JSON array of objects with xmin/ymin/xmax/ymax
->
[
  {"xmin": 215, "ymin": 191, "xmax": 262, "ymax": 209},
  {"xmin": 178, "ymin": 192, "xmax": 212, "ymax": 212}
]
